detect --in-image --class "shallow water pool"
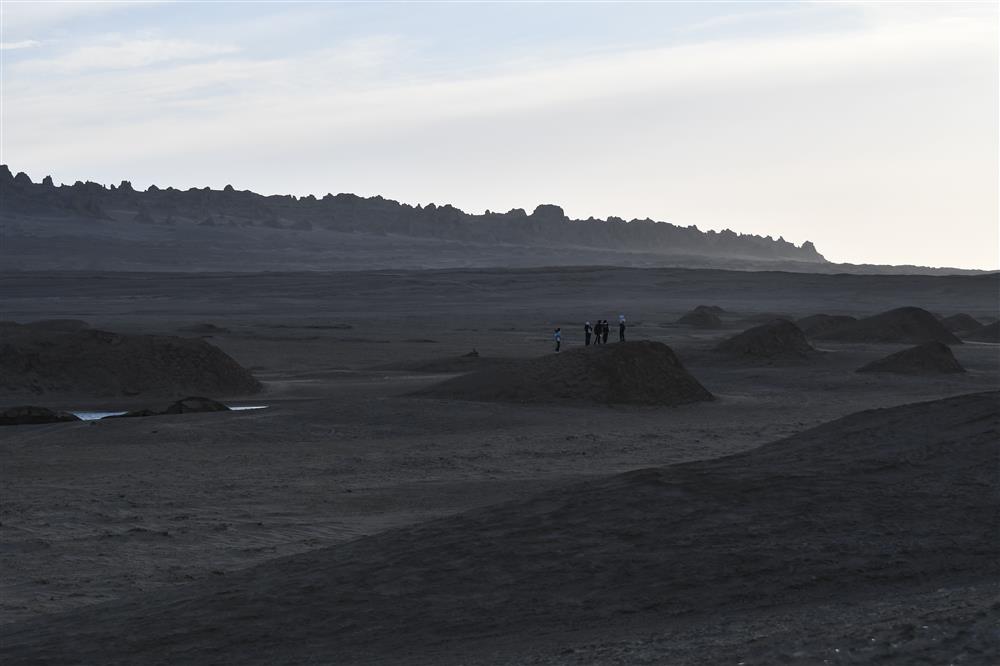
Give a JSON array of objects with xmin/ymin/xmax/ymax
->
[{"xmin": 70, "ymin": 405, "xmax": 268, "ymax": 421}]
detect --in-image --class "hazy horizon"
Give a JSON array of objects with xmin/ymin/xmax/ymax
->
[{"xmin": 2, "ymin": 1, "xmax": 997, "ymax": 269}]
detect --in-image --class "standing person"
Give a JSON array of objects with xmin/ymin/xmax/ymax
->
[
  {"xmin": 618, "ymin": 314, "xmax": 626, "ymax": 342},
  {"xmin": 602, "ymin": 319, "xmax": 609, "ymax": 345},
  {"xmin": 554, "ymin": 327, "xmax": 562, "ymax": 353},
  {"xmin": 593, "ymin": 320, "xmax": 601, "ymax": 345},
  {"xmin": 584, "ymin": 321, "xmax": 593, "ymax": 346}
]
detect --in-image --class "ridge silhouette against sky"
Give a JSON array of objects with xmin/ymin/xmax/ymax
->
[{"xmin": 1, "ymin": 1, "xmax": 997, "ymax": 269}]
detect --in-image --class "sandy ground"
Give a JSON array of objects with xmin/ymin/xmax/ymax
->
[{"xmin": 1, "ymin": 267, "xmax": 997, "ymax": 662}]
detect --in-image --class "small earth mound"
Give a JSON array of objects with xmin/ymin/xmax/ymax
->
[
  {"xmin": 715, "ymin": 320, "xmax": 814, "ymax": 359},
  {"xmin": 0, "ymin": 405, "xmax": 80, "ymax": 426},
  {"xmin": 417, "ymin": 340, "xmax": 713, "ymax": 406},
  {"xmin": 0, "ymin": 324, "xmax": 261, "ymax": 397},
  {"xmin": 857, "ymin": 342, "xmax": 966, "ymax": 375},
  {"xmin": 109, "ymin": 396, "xmax": 231, "ymax": 419},
  {"xmin": 941, "ymin": 313, "xmax": 982, "ymax": 334},
  {"xmin": 739, "ymin": 312, "xmax": 788, "ymax": 325},
  {"xmin": 815, "ymin": 307, "xmax": 960, "ymax": 344},
  {"xmin": 178, "ymin": 323, "xmax": 231, "ymax": 335},
  {"xmin": 676, "ymin": 308, "xmax": 722, "ymax": 329},
  {"xmin": 693, "ymin": 304, "xmax": 725, "ymax": 314},
  {"xmin": 795, "ymin": 314, "xmax": 857, "ymax": 337},
  {"xmin": 24, "ymin": 319, "xmax": 91, "ymax": 332},
  {"xmin": 964, "ymin": 321, "xmax": 1000, "ymax": 343}
]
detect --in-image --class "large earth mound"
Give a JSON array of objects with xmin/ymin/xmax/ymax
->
[
  {"xmin": 676, "ymin": 307, "xmax": 722, "ymax": 328},
  {"xmin": 714, "ymin": 319, "xmax": 814, "ymax": 358},
  {"xmin": 0, "ymin": 324, "xmax": 261, "ymax": 397},
  {"xmin": 417, "ymin": 340, "xmax": 713, "ymax": 405},
  {"xmin": 965, "ymin": 321, "xmax": 1000, "ymax": 343},
  {"xmin": 941, "ymin": 313, "xmax": 982, "ymax": 334},
  {"xmin": 2, "ymin": 392, "xmax": 995, "ymax": 665},
  {"xmin": 0, "ymin": 406, "xmax": 80, "ymax": 426},
  {"xmin": 816, "ymin": 306, "xmax": 960, "ymax": 344},
  {"xmin": 857, "ymin": 341, "xmax": 966, "ymax": 375},
  {"xmin": 794, "ymin": 313, "xmax": 857, "ymax": 337}
]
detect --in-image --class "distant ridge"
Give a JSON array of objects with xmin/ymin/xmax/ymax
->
[
  {"xmin": 1, "ymin": 166, "xmax": 828, "ymax": 271},
  {"xmin": 0, "ymin": 166, "xmax": 987, "ymax": 274}
]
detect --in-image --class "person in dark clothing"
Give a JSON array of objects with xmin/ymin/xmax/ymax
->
[
  {"xmin": 554, "ymin": 327, "xmax": 562, "ymax": 353},
  {"xmin": 601, "ymin": 320, "xmax": 609, "ymax": 344},
  {"xmin": 618, "ymin": 317, "xmax": 626, "ymax": 342},
  {"xmin": 584, "ymin": 321, "xmax": 593, "ymax": 346}
]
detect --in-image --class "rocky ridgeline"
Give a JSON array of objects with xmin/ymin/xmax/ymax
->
[{"xmin": 0, "ymin": 165, "xmax": 826, "ymax": 264}]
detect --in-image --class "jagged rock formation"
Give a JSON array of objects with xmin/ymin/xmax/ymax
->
[
  {"xmin": 0, "ymin": 406, "xmax": 80, "ymax": 426},
  {"xmin": 964, "ymin": 321, "xmax": 1000, "ymax": 343},
  {"xmin": 676, "ymin": 306, "xmax": 723, "ymax": 328},
  {"xmin": 417, "ymin": 341, "xmax": 713, "ymax": 406},
  {"xmin": 816, "ymin": 307, "xmax": 961, "ymax": 345},
  {"xmin": 0, "ymin": 323, "xmax": 261, "ymax": 397},
  {"xmin": 794, "ymin": 314, "xmax": 857, "ymax": 337},
  {"xmin": 0, "ymin": 165, "xmax": 827, "ymax": 270},
  {"xmin": 857, "ymin": 342, "xmax": 966, "ymax": 375},
  {"xmin": 715, "ymin": 320, "xmax": 814, "ymax": 359}
]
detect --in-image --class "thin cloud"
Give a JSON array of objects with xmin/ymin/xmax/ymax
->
[
  {"xmin": 15, "ymin": 38, "xmax": 240, "ymax": 73},
  {"xmin": 0, "ymin": 40, "xmax": 41, "ymax": 51}
]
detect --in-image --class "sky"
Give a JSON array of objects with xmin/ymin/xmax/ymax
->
[{"xmin": 1, "ymin": 1, "xmax": 997, "ymax": 269}]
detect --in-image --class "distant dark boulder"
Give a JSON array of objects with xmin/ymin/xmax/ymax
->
[
  {"xmin": 693, "ymin": 305, "xmax": 725, "ymax": 314},
  {"xmin": 0, "ymin": 325, "xmax": 261, "ymax": 397},
  {"xmin": 715, "ymin": 320, "xmax": 814, "ymax": 359},
  {"xmin": 677, "ymin": 308, "xmax": 722, "ymax": 329},
  {"xmin": 1, "ymin": 405, "xmax": 80, "ymax": 426},
  {"xmin": 816, "ymin": 307, "xmax": 960, "ymax": 345},
  {"xmin": 964, "ymin": 322, "xmax": 1000, "ymax": 343},
  {"xmin": 795, "ymin": 314, "xmax": 857, "ymax": 338},
  {"xmin": 857, "ymin": 342, "xmax": 965, "ymax": 375},
  {"xmin": 941, "ymin": 314, "xmax": 983, "ymax": 334}
]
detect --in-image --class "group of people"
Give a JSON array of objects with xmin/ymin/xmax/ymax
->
[{"xmin": 554, "ymin": 315, "xmax": 626, "ymax": 352}]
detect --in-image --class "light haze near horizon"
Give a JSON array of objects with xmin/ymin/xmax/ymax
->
[{"xmin": 2, "ymin": 1, "xmax": 997, "ymax": 269}]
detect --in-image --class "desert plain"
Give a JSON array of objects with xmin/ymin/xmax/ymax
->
[{"xmin": 1, "ymin": 266, "xmax": 998, "ymax": 664}]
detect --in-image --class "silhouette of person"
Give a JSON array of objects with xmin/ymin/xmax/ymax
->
[
  {"xmin": 554, "ymin": 327, "xmax": 561, "ymax": 353},
  {"xmin": 601, "ymin": 320, "xmax": 609, "ymax": 344},
  {"xmin": 618, "ymin": 315, "xmax": 626, "ymax": 342},
  {"xmin": 584, "ymin": 321, "xmax": 593, "ymax": 346}
]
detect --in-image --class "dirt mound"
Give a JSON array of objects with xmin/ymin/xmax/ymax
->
[
  {"xmin": 941, "ymin": 313, "xmax": 982, "ymax": 334},
  {"xmin": 3, "ymin": 392, "xmax": 995, "ymax": 665},
  {"xmin": 417, "ymin": 340, "xmax": 713, "ymax": 405},
  {"xmin": 738, "ymin": 312, "xmax": 788, "ymax": 325},
  {"xmin": 816, "ymin": 306, "xmax": 960, "ymax": 344},
  {"xmin": 714, "ymin": 319, "xmax": 814, "ymax": 358},
  {"xmin": 0, "ymin": 406, "xmax": 80, "ymax": 426},
  {"xmin": 857, "ymin": 341, "xmax": 966, "ymax": 375},
  {"xmin": 676, "ymin": 308, "xmax": 722, "ymax": 328},
  {"xmin": 109, "ymin": 396, "xmax": 231, "ymax": 419},
  {"xmin": 178, "ymin": 323, "xmax": 231, "ymax": 336},
  {"xmin": 24, "ymin": 319, "xmax": 91, "ymax": 332},
  {"xmin": 964, "ymin": 321, "xmax": 1000, "ymax": 343},
  {"xmin": 794, "ymin": 313, "xmax": 857, "ymax": 337},
  {"xmin": 0, "ymin": 325, "xmax": 261, "ymax": 398}
]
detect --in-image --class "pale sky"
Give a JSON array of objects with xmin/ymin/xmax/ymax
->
[{"xmin": 2, "ymin": 1, "xmax": 997, "ymax": 269}]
